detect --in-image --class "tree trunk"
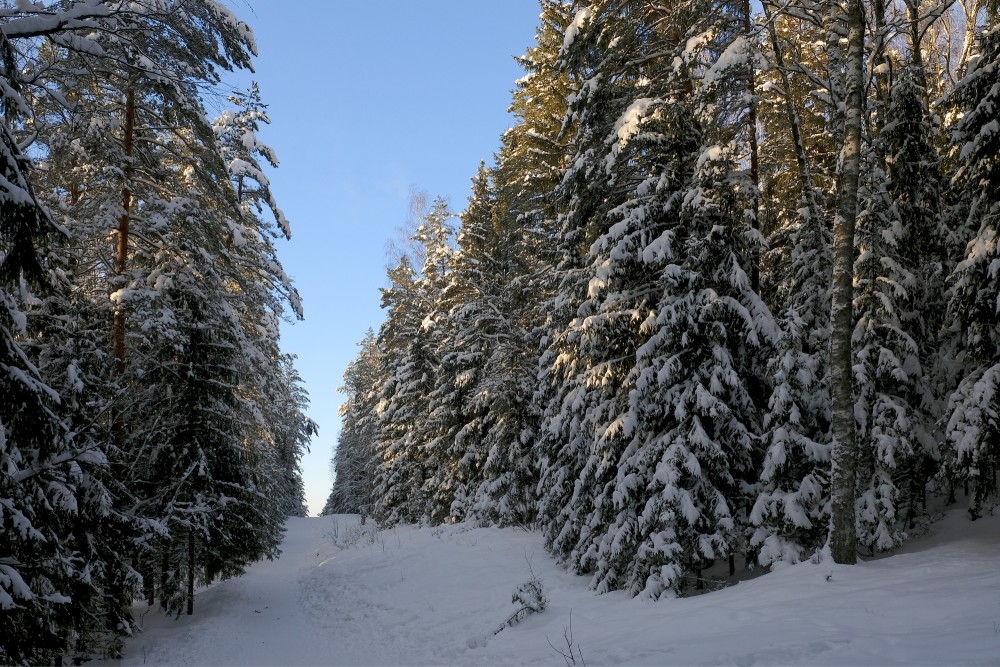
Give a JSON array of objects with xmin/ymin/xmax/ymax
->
[
  {"xmin": 763, "ymin": 3, "xmax": 820, "ymax": 214},
  {"xmin": 112, "ymin": 89, "xmax": 135, "ymax": 453},
  {"xmin": 112, "ymin": 89, "xmax": 135, "ymax": 372},
  {"xmin": 958, "ymin": 0, "xmax": 985, "ymax": 76},
  {"xmin": 745, "ymin": 0, "xmax": 761, "ymax": 294},
  {"xmin": 871, "ymin": 0, "xmax": 891, "ymax": 121},
  {"xmin": 903, "ymin": 0, "xmax": 930, "ymax": 95},
  {"xmin": 187, "ymin": 530, "xmax": 195, "ymax": 616},
  {"xmin": 143, "ymin": 562, "xmax": 155, "ymax": 606},
  {"xmin": 828, "ymin": 0, "xmax": 865, "ymax": 566},
  {"xmin": 159, "ymin": 546, "xmax": 168, "ymax": 611}
]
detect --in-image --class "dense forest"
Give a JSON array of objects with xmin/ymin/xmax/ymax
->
[
  {"xmin": 1, "ymin": 1, "xmax": 313, "ymax": 663},
  {"xmin": 4, "ymin": 0, "xmax": 1000, "ymax": 662},
  {"xmin": 325, "ymin": 0, "xmax": 1000, "ymax": 601}
]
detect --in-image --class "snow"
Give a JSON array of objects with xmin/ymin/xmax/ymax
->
[
  {"xmin": 606, "ymin": 98, "xmax": 655, "ymax": 173},
  {"xmin": 205, "ymin": 0, "xmax": 258, "ymax": 56},
  {"xmin": 560, "ymin": 8, "xmax": 592, "ymax": 58},
  {"xmin": 0, "ymin": 564, "xmax": 33, "ymax": 609},
  {"xmin": 696, "ymin": 144, "xmax": 726, "ymax": 171},
  {"xmin": 102, "ymin": 510, "xmax": 1000, "ymax": 666},
  {"xmin": 0, "ymin": 1, "xmax": 111, "ymax": 38},
  {"xmin": 703, "ymin": 36, "xmax": 750, "ymax": 87}
]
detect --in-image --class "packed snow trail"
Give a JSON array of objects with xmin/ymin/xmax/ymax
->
[{"xmin": 107, "ymin": 509, "xmax": 1000, "ymax": 666}]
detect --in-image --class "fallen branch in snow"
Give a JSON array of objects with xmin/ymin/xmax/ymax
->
[
  {"xmin": 494, "ymin": 576, "xmax": 547, "ymax": 634},
  {"xmin": 494, "ymin": 558, "xmax": 547, "ymax": 635}
]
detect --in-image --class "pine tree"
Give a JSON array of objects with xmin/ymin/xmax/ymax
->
[
  {"xmin": 214, "ymin": 85, "xmax": 311, "ymax": 521},
  {"xmin": 2, "ymin": 0, "xmax": 309, "ymax": 657},
  {"xmin": 2, "ymin": 21, "xmax": 143, "ymax": 661}
]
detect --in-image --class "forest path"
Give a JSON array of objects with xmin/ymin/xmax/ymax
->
[
  {"xmin": 106, "ymin": 511, "xmax": 1000, "ymax": 666},
  {"xmin": 117, "ymin": 518, "xmax": 355, "ymax": 666},
  {"xmin": 109, "ymin": 517, "xmax": 564, "ymax": 666}
]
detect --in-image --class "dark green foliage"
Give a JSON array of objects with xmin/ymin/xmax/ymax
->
[
  {"xmin": 1, "ymin": 2, "xmax": 311, "ymax": 661},
  {"xmin": 327, "ymin": 332, "xmax": 381, "ymax": 517},
  {"xmin": 851, "ymin": 68, "xmax": 945, "ymax": 551},
  {"xmin": 944, "ymin": 25, "xmax": 1000, "ymax": 518},
  {"xmin": 327, "ymin": 0, "xmax": 999, "ymax": 605}
]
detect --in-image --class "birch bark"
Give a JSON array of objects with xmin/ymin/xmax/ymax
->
[{"xmin": 828, "ymin": 0, "xmax": 866, "ymax": 565}]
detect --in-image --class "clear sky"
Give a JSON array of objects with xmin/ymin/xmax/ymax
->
[{"xmin": 229, "ymin": 1, "xmax": 543, "ymax": 515}]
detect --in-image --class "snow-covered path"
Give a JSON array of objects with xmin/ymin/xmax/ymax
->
[{"xmin": 109, "ymin": 510, "xmax": 1000, "ymax": 666}]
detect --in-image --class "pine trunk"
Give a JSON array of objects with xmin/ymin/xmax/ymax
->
[
  {"xmin": 745, "ymin": 0, "xmax": 761, "ymax": 294},
  {"xmin": 764, "ymin": 7, "xmax": 818, "ymax": 209},
  {"xmin": 105, "ymin": 89, "xmax": 136, "ymax": 638},
  {"xmin": 159, "ymin": 546, "xmax": 169, "ymax": 611},
  {"xmin": 112, "ymin": 89, "xmax": 134, "ymax": 371},
  {"xmin": 958, "ymin": 0, "xmax": 985, "ymax": 75},
  {"xmin": 143, "ymin": 563, "xmax": 154, "ymax": 606},
  {"xmin": 112, "ymin": 89, "xmax": 135, "ymax": 453},
  {"xmin": 903, "ymin": 0, "xmax": 931, "ymax": 97},
  {"xmin": 187, "ymin": 531, "xmax": 195, "ymax": 616},
  {"xmin": 828, "ymin": 0, "xmax": 865, "ymax": 565}
]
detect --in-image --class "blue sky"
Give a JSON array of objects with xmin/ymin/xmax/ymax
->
[{"xmin": 231, "ymin": 1, "xmax": 542, "ymax": 514}]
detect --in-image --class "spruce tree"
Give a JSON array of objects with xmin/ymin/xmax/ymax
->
[
  {"xmin": 752, "ymin": 14, "xmax": 833, "ymax": 561},
  {"xmin": 2, "ymin": 0, "xmax": 310, "ymax": 657},
  {"xmin": 535, "ymin": 0, "xmax": 647, "ymax": 570},
  {"xmin": 328, "ymin": 332, "xmax": 381, "ymax": 517},
  {"xmin": 372, "ymin": 201, "xmax": 455, "ymax": 526},
  {"xmin": 943, "ymin": 17, "xmax": 1000, "ymax": 519},
  {"xmin": 371, "ymin": 256, "xmax": 426, "ymax": 525},
  {"xmin": 751, "ymin": 4, "xmax": 839, "ymax": 567},
  {"xmin": 532, "ymin": 0, "xmax": 775, "ymax": 597},
  {"xmin": 477, "ymin": 0, "xmax": 574, "ymax": 527},
  {"xmin": 1, "ymin": 92, "xmax": 84, "ymax": 666},
  {"xmin": 426, "ymin": 164, "xmax": 541, "ymax": 526},
  {"xmin": 851, "ymin": 67, "xmax": 944, "ymax": 551}
]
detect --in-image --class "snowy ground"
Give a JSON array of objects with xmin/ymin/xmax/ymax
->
[{"xmin": 104, "ymin": 508, "xmax": 1000, "ymax": 666}]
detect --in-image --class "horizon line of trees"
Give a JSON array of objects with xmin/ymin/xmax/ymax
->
[
  {"xmin": 325, "ymin": 0, "xmax": 999, "ymax": 600},
  {"xmin": 1, "ymin": 2, "xmax": 314, "ymax": 663}
]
